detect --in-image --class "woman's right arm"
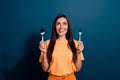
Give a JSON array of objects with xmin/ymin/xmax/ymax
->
[
  {"xmin": 39, "ymin": 41, "xmax": 49, "ymax": 72},
  {"xmin": 40, "ymin": 52, "xmax": 49, "ymax": 72}
]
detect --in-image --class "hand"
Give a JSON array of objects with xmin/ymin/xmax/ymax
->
[
  {"xmin": 39, "ymin": 41, "xmax": 47, "ymax": 53},
  {"xmin": 77, "ymin": 41, "xmax": 84, "ymax": 54}
]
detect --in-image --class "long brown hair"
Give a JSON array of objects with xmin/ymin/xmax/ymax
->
[{"xmin": 47, "ymin": 14, "xmax": 77, "ymax": 70}]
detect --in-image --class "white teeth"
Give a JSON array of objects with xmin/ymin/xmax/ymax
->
[
  {"xmin": 59, "ymin": 29, "xmax": 65, "ymax": 33},
  {"xmin": 60, "ymin": 29, "xmax": 64, "ymax": 31}
]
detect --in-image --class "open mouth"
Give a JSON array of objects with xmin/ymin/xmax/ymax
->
[{"xmin": 58, "ymin": 29, "xmax": 66, "ymax": 33}]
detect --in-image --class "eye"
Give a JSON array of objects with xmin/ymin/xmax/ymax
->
[
  {"xmin": 56, "ymin": 22, "xmax": 60, "ymax": 26},
  {"xmin": 63, "ymin": 22, "xmax": 67, "ymax": 25}
]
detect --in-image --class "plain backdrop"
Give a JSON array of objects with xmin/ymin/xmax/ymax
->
[{"xmin": 0, "ymin": 0, "xmax": 120, "ymax": 80}]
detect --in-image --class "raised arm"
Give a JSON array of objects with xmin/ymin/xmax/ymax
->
[{"xmin": 39, "ymin": 41, "xmax": 49, "ymax": 72}]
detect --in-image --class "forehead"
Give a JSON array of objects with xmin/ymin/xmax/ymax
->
[{"xmin": 56, "ymin": 17, "xmax": 67, "ymax": 22}]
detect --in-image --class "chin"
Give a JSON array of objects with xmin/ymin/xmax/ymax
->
[
  {"xmin": 58, "ymin": 33, "xmax": 66, "ymax": 36},
  {"xmin": 59, "ymin": 32, "xmax": 67, "ymax": 35}
]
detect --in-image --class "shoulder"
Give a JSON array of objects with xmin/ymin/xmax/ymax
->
[
  {"xmin": 45, "ymin": 39, "xmax": 50, "ymax": 44},
  {"xmin": 73, "ymin": 39, "xmax": 78, "ymax": 44},
  {"xmin": 45, "ymin": 39, "xmax": 50, "ymax": 43},
  {"xmin": 73, "ymin": 39, "xmax": 78, "ymax": 42}
]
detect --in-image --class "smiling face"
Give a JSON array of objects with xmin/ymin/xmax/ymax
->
[{"xmin": 55, "ymin": 17, "xmax": 68, "ymax": 38}]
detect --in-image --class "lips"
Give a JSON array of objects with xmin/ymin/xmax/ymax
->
[{"xmin": 58, "ymin": 29, "xmax": 66, "ymax": 33}]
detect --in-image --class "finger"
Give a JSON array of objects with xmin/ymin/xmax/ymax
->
[
  {"xmin": 39, "ymin": 41, "xmax": 45, "ymax": 47},
  {"xmin": 40, "ymin": 45, "xmax": 45, "ymax": 50},
  {"xmin": 41, "ymin": 48, "xmax": 46, "ymax": 53},
  {"xmin": 78, "ymin": 41, "xmax": 83, "ymax": 44},
  {"xmin": 39, "ymin": 41, "xmax": 45, "ymax": 45},
  {"xmin": 40, "ymin": 47, "xmax": 46, "ymax": 52},
  {"xmin": 77, "ymin": 45, "xmax": 84, "ymax": 51}
]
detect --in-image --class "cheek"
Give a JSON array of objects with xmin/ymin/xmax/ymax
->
[
  {"xmin": 56, "ymin": 26, "xmax": 59, "ymax": 31},
  {"xmin": 65, "ymin": 26, "xmax": 68, "ymax": 31}
]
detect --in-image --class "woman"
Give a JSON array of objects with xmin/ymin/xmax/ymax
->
[{"xmin": 39, "ymin": 14, "xmax": 84, "ymax": 80}]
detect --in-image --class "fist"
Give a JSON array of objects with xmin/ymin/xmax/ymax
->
[
  {"xmin": 77, "ymin": 41, "xmax": 84, "ymax": 54},
  {"xmin": 39, "ymin": 41, "xmax": 47, "ymax": 53}
]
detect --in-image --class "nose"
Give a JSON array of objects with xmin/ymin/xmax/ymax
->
[{"xmin": 60, "ymin": 24, "xmax": 64, "ymax": 28}]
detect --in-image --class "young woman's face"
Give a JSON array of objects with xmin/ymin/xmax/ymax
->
[{"xmin": 56, "ymin": 17, "xmax": 68, "ymax": 37}]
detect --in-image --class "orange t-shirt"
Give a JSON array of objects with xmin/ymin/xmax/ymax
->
[{"xmin": 39, "ymin": 39, "xmax": 84, "ymax": 76}]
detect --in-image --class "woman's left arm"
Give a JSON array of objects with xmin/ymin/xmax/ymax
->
[
  {"xmin": 75, "ymin": 54, "xmax": 82, "ymax": 72},
  {"xmin": 75, "ymin": 41, "xmax": 84, "ymax": 71}
]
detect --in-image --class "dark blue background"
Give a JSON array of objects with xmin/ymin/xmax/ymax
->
[{"xmin": 0, "ymin": 0, "xmax": 120, "ymax": 80}]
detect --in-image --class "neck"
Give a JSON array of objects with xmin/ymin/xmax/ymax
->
[{"xmin": 58, "ymin": 36, "xmax": 66, "ymax": 41}]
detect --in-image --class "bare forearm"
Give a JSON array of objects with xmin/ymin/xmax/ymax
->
[
  {"xmin": 41, "ymin": 53, "xmax": 49, "ymax": 72},
  {"xmin": 75, "ymin": 54, "xmax": 82, "ymax": 72}
]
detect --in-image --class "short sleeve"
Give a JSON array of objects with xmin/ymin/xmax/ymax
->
[
  {"xmin": 79, "ymin": 52, "xmax": 84, "ymax": 60},
  {"xmin": 73, "ymin": 39, "xmax": 85, "ymax": 60},
  {"xmin": 39, "ymin": 52, "xmax": 43, "ymax": 62},
  {"xmin": 39, "ymin": 40, "xmax": 50, "ymax": 62}
]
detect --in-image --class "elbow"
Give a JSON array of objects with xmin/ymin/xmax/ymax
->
[
  {"xmin": 76, "ymin": 62, "xmax": 82, "ymax": 72},
  {"xmin": 42, "ymin": 67, "xmax": 48, "ymax": 72},
  {"xmin": 76, "ymin": 67, "xmax": 81, "ymax": 72},
  {"xmin": 39, "ymin": 59, "xmax": 41, "ymax": 63},
  {"xmin": 41, "ymin": 63, "xmax": 49, "ymax": 72}
]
